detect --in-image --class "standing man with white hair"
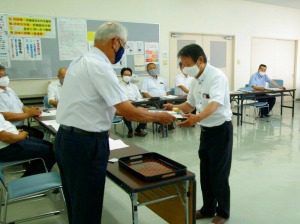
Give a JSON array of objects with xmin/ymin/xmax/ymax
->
[{"xmin": 55, "ymin": 22, "xmax": 176, "ymax": 224}]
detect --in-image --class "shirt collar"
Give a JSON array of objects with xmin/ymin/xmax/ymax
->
[
  {"xmin": 121, "ymin": 80, "xmax": 130, "ymax": 86},
  {"xmin": 198, "ymin": 63, "xmax": 211, "ymax": 84},
  {"xmin": 0, "ymin": 87, "xmax": 10, "ymax": 92},
  {"xmin": 91, "ymin": 47, "xmax": 111, "ymax": 64}
]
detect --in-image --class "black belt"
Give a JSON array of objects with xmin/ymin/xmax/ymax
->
[{"xmin": 61, "ymin": 125, "xmax": 109, "ymax": 137}]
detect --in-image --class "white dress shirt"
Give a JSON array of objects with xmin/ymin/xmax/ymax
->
[
  {"xmin": 120, "ymin": 81, "xmax": 142, "ymax": 101},
  {"xmin": 56, "ymin": 47, "xmax": 128, "ymax": 132},
  {"xmin": 187, "ymin": 63, "xmax": 232, "ymax": 127},
  {"xmin": 141, "ymin": 76, "xmax": 170, "ymax": 97},
  {"xmin": 0, "ymin": 87, "xmax": 24, "ymax": 127},
  {"xmin": 0, "ymin": 113, "xmax": 19, "ymax": 150},
  {"xmin": 174, "ymin": 73, "xmax": 194, "ymax": 96},
  {"xmin": 48, "ymin": 80, "xmax": 63, "ymax": 103}
]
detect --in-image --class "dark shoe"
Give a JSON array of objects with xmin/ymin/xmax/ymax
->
[
  {"xmin": 196, "ymin": 210, "xmax": 214, "ymax": 220},
  {"xmin": 168, "ymin": 125, "xmax": 175, "ymax": 130},
  {"xmin": 264, "ymin": 114, "xmax": 271, "ymax": 117},
  {"xmin": 211, "ymin": 216, "xmax": 226, "ymax": 224},
  {"xmin": 135, "ymin": 130, "xmax": 147, "ymax": 137},
  {"xmin": 127, "ymin": 131, "xmax": 133, "ymax": 138}
]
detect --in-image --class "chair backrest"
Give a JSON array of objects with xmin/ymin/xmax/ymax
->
[
  {"xmin": 170, "ymin": 88, "xmax": 175, "ymax": 95},
  {"xmin": 43, "ymin": 96, "xmax": 52, "ymax": 108},
  {"xmin": 269, "ymin": 79, "xmax": 283, "ymax": 88}
]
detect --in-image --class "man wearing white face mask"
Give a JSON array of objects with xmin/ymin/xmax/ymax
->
[
  {"xmin": 174, "ymin": 61, "xmax": 194, "ymax": 96},
  {"xmin": 141, "ymin": 63, "xmax": 170, "ymax": 98},
  {"xmin": 0, "ymin": 65, "xmax": 44, "ymax": 139},
  {"xmin": 47, "ymin": 67, "xmax": 67, "ymax": 108},
  {"xmin": 164, "ymin": 44, "xmax": 233, "ymax": 224},
  {"xmin": 249, "ymin": 64, "xmax": 285, "ymax": 117},
  {"xmin": 120, "ymin": 67, "xmax": 147, "ymax": 138}
]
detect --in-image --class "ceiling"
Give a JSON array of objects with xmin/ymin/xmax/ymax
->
[{"xmin": 244, "ymin": 0, "xmax": 300, "ymax": 9}]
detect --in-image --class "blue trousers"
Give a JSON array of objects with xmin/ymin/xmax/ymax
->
[
  {"xmin": 123, "ymin": 117, "xmax": 147, "ymax": 132},
  {"xmin": 55, "ymin": 127, "xmax": 110, "ymax": 224},
  {"xmin": 199, "ymin": 121, "xmax": 233, "ymax": 219},
  {"xmin": 0, "ymin": 137, "xmax": 55, "ymax": 176}
]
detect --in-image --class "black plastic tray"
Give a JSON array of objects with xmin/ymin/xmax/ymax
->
[{"xmin": 118, "ymin": 152, "xmax": 187, "ymax": 182}]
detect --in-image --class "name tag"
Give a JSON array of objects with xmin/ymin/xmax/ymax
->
[{"xmin": 203, "ymin": 93, "xmax": 210, "ymax": 99}]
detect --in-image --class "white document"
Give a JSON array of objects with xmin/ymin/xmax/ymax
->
[
  {"xmin": 41, "ymin": 109, "xmax": 57, "ymax": 117},
  {"xmin": 24, "ymin": 38, "xmax": 42, "ymax": 60},
  {"xmin": 148, "ymin": 110, "xmax": 186, "ymax": 119},
  {"xmin": 57, "ymin": 18, "xmax": 88, "ymax": 60},
  {"xmin": 42, "ymin": 120, "xmax": 60, "ymax": 131},
  {"xmin": 109, "ymin": 138, "xmax": 129, "ymax": 150},
  {"xmin": 265, "ymin": 88, "xmax": 282, "ymax": 91},
  {"xmin": 9, "ymin": 38, "xmax": 25, "ymax": 60},
  {"xmin": 88, "ymin": 42, "xmax": 94, "ymax": 51},
  {"xmin": 135, "ymin": 41, "xmax": 144, "ymax": 54},
  {"xmin": 0, "ymin": 14, "xmax": 8, "ymax": 31},
  {"xmin": 0, "ymin": 31, "xmax": 10, "ymax": 67},
  {"xmin": 161, "ymin": 95, "xmax": 178, "ymax": 99},
  {"xmin": 134, "ymin": 55, "xmax": 145, "ymax": 71},
  {"xmin": 126, "ymin": 41, "xmax": 135, "ymax": 55},
  {"xmin": 133, "ymin": 98, "xmax": 149, "ymax": 102}
]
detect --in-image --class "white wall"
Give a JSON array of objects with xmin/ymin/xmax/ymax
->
[{"xmin": 2, "ymin": 0, "xmax": 300, "ymax": 98}]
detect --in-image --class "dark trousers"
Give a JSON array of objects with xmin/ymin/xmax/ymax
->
[
  {"xmin": 0, "ymin": 137, "xmax": 55, "ymax": 176},
  {"xmin": 257, "ymin": 97, "xmax": 276, "ymax": 116},
  {"xmin": 55, "ymin": 127, "xmax": 110, "ymax": 224},
  {"xmin": 18, "ymin": 125, "xmax": 45, "ymax": 139},
  {"xmin": 199, "ymin": 121, "xmax": 233, "ymax": 219},
  {"xmin": 123, "ymin": 117, "xmax": 147, "ymax": 132}
]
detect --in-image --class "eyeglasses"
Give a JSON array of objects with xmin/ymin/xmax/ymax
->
[{"xmin": 118, "ymin": 39, "xmax": 129, "ymax": 50}]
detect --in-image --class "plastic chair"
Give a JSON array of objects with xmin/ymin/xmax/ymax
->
[
  {"xmin": 238, "ymin": 87, "xmax": 269, "ymax": 124},
  {"xmin": 170, "ymin": 88, "xmax": 175, "ymax": 95},
  {"xmin": 113, "ymin": 116, "xmax": 125, "ymax": 138},
  {"xmin": 43, "ymin": 96, "xmax": 52, "ymax": 109},
  {"xmin": 0, "ymin": 162, "xmax": 65, "ymax": 224}
]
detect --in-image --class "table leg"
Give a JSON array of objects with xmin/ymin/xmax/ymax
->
[
  {"xmin": 292, "ymin": 90, "xmax": 295, "ymax": 117},
  {"xmin": 131, "ymin": 193, "xmax": 138, "ymax": 224},
  {"xmin": 183, "ymin": 180, "xmax": 190, "ymax": 224},
  {"xmin": 281, "ymin": 93, "xmax": 283, "ymax": 116},
  {"xmin": 237, "ymin": 96, "xmax": 240, "ymax": 126},
  {"xmin": 240, "ymin": 96, "xmax": 244, "ymax": 125}
]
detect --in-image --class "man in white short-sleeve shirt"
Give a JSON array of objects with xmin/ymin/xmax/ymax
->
[
  {"xmin": 164, "ymin": 44, "xmax": 232, "ymax": 224},
  {"xmin": 119, "ymin": 67, "xmax": 147, "ymax": 138},
  {"xmin": 0, "ymin": 65, "xmax": 44, "ymax": 139},
  {"xmin": 55, "ymin": 22, "xmax": 176, "ymax": 224},
  {"xmin": 47, "ymin": 67, "xmax": 67, "ymax": 108},
  {"xmin": 141, "ymin": 63, "xmax": 170, "ymax": 98},
  {"xmin": 174, "ymin": 61, "xmax": 194, "ymax": 96}
]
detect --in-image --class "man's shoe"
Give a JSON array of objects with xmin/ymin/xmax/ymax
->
[
  {"xmin": 210, "ymin": 215, "xmax": 226, "ymax": 224},
  {"xmin": 196, "ymin": 210, "xmax": 214, "ymax": 219},
  {"xmin": 135, "ymin": 130, "xmax": 147, "ymax": 137},
  {"xmin": 127, "ymin": 131, "xmax": 133, "ymax": 138}
]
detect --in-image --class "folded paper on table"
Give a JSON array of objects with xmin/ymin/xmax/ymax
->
[
  {"xmin": 161, "ymin": 95, "xmax": 178, "ymax": 99},
  {"xmin": 41, "ymin": 110, "xmax": 57, "ymax": 117},
  {"xmin": 109, "ymin": 138, "xmax": 129, "ymax": 150},
  {"xmin": 42, "ymin": 120, "xmax": 60, "ymax": 131}
]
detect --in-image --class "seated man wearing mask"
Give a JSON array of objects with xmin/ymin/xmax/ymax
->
[
  {"xmin": 174, "ymin": 62, "xmax": 194, "ymax": 96},
  {"xmin": 0, "ymin": 65, "xmax": 44, "ymax": 139},
  {"xmin": 141, "ymin": 63, "xmax": 170, "ymax": 98},
  {"xmin": 48, "ymin": 67, "xmax": 67, "ymax": 108},
  {"xmin": 249, "ymin": 64, "xmax": 285, "ymax": 117},
  {"xmin": 0, "ymin": 113, "xmax": 55, "ymax": 177},
  {"xmin": 120, "ymin": 67, "xmax": 147, "ymax": 138}
]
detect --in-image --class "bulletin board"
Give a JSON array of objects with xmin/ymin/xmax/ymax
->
[{"xmin": 0, "ymin": 13, "xmax": 160, "ymax": 80}]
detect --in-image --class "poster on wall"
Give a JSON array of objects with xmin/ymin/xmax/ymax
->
[
  {"xmin": 57, "ymin": 18, "xmax": 88, "ymax": 60},
  {"xmin": 144, "ymin": 42, "xmax": 159, "ymax": 64},
  {"xmin": 0, "ymin": 14, "xmax": 8, "ymax": 31},
  {"xmin": 112, "ymin": 51, "xmax": 127, "ymax": 69},
  {"xmin": 8, "ymin": 15, "xmax": 55, "ymax": 38},
  {"xmin": 87, "ymin": 32, "xmax": 95, "ymax": 51},
  {"xmin": 0, "ymin": 31, "xmax": 10, "ymax": 67},
  {"xmin": 9, "ymin": 37, "xmax": 25, "ymax": 60},
  {"xmin": 134, "ymin": 55, "xmax": 145, "ymax": 71},
  {"xmin": 24, "ymin": 38, "xmax": 43, "ymax": 60}
]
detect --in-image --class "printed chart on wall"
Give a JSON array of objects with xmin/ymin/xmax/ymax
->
[
  {"xmin": 7, "ymin": 15, "xmax": 55, "ymax": 38},
  {"xmin": 145, "ymin": 42, "xmax": 159, "ymax": 64},
  {"xmin": 0, "ymin": 30, "xmax": 10, "ymax": 67},
  {"xmin": 57, "ymin": 18, "xmax": 88, "ymax": 60}
]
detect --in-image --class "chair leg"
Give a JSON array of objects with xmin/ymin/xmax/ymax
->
[
  {"xmin": 114, "ymin": 124, "xmax": 116, "ymax": 135},
  {"xmin": 3, "ymin": 192, "xmax": 8, "ymax": 224}
]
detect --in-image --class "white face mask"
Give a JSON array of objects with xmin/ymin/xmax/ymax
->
[
  {"xmin": 0, "ymin": 76, "xmax": 9, "ymax": 87},
  {"xmin": 183, "ymin": 63, "xmax": 200, "ymax": 77},
  {"xmin": 122, "ymin": 76, "xmax": 131, "ymax": 83},
  {"xmin": 259, "ymin": 71, "xmax": 266, "ymax": 76}
]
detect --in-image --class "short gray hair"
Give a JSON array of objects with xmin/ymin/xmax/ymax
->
[{"xmin": 94, "ymin": 22, "xmax": 128, "ymax": 43}]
